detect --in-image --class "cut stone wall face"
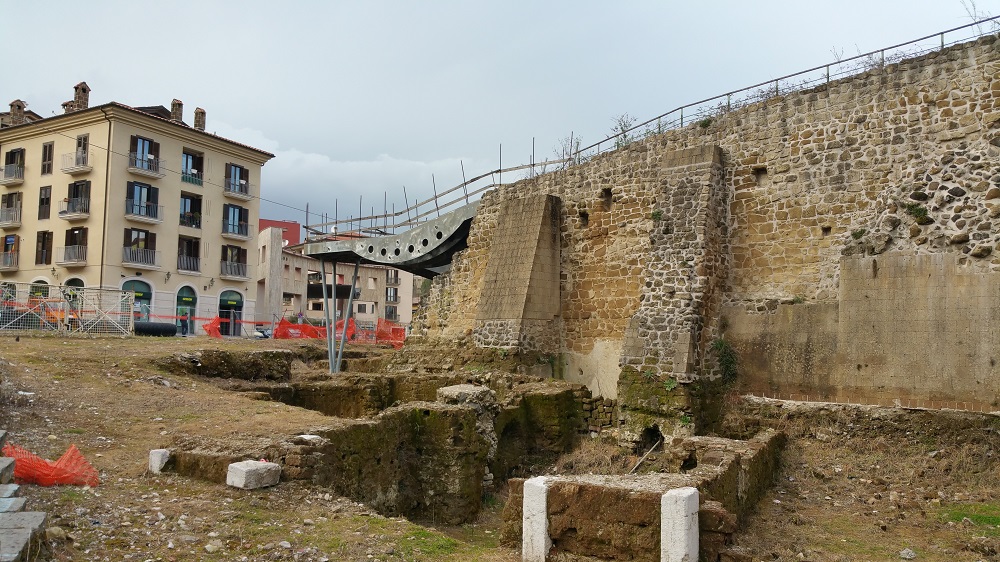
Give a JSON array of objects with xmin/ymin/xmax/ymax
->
[{"xmin": 417, "ymin": 34, "xmax": 1000, "ymax": 426}]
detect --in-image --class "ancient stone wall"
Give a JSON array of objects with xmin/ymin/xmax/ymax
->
[{"xmin": 417, "ymin": 34, "xmax": 1000, "ymax": 415}]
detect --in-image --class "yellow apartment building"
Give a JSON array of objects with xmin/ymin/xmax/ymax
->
[{"xmin": 0, "ymin": 83, "xmax": 274, "ymax": 335}]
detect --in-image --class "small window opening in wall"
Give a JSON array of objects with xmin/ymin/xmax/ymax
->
[
  {"xmin": 821, "ymin": 226, "xmax": 832, "ymax": 237},
  {"xmin": 636, "ymin": 425, "xmax": 663, "ymax": 455},
  {"xmin": 751, "ymin": 166, "xmax": 768, "ymax": 186},
  {"xmin": 579, "ymin": 209, "xmax": 589, "ymax": 227},
  {"xmin": 600, "ymin": 187, "xmax": 613, "ymax": 211}
]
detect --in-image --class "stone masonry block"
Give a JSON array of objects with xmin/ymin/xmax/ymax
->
[
  {"xmin": 226, "ymin": 460, "xmax": 281, "ymax": 490},
  {"xmin": 149, "ymin": 449, "xmax": 171, "ymax": 474},
  {"xmin": 0, "ymin": 485, "xmax": 19, "ymax": 498},
  {"xmin": 0, "ymin": 497, "xmax": 25, "ymax": 513},
  {"xmin": 0, "ymin": 458, "xmax": 13, "ymax": 485}
]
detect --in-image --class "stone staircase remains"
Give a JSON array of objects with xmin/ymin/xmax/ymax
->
[{"xmin": 0, "ymin": 431, "xmax": 48, "ymax": 562}]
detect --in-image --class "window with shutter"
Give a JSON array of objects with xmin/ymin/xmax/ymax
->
[{"xmin": 38, "ymin": 186, "xmax": 51, "ymax": 219}]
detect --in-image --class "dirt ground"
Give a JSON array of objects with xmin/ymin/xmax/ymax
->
[
  {"xmin": 2, "ymin": 334, "xmax": 1000, "ymax": 561},
  {"xmin": 0, "ymin": 334, "xmax": 518, "ymax": 562}
]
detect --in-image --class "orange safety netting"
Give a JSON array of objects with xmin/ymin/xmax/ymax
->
[
  {"xmin": 376, "ymin": 318, "xmax": 406, "ymax": 349},
  {"xmin": 1, "ymin": 443, "xmax": 100, "ymax": 486},
  {"xmin": 202, "ymin": 317, "xmax": 223, "ymax": 339},
  {"xmin": 272, "ymin": 318, "xmax": 360, "ymax": 340}
]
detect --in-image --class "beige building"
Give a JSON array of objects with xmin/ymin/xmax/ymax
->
[
  {"xmin": 256, "ymin": 227, "xmax": 415, "ymax": 329},
  {"xmin": 0, "ymin": 83, "xmax": 274, "ymax": 335}
]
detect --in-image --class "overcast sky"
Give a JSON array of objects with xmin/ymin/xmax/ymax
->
[{"xmin": 3, "ymin": 0, "xmax": 996, "ymax": 231}]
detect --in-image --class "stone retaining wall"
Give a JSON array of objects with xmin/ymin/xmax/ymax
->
[{"xmin": 415, "ymin": 34, "xmax": 1000, "ymax": 424}]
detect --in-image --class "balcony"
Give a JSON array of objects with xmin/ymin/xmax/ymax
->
[
  {"xmin": 386, "ymin": 272, "xmax": 400, "ymax": 286},
  {"xmin": 179, "ymin": 213, "xmax": 201, "ymax": 229},
  {"xmin": 60, "ymin": 151, "xmax": 92, "ymax": 175},
  {"xmin": 0, "ymin": 207, "xmax": 21, "ymax": 228},
  {"xmin": 56, "ymin": 245, "xmax": 87, "ymax": 266},
  {"xmin": 122, "ymin": 247, "xmax": 160, "ymax": 269},
  {"xmin": 221, "ymin": 221, "xmax": 251, "ymax": 241},
  {"xmin": 0, "ymin": 166, "xmax": 23, "ymax": 187},
  {"xmin": 385, "ymin": 312, "xmax": 400, "ymax": 322},
  {"xmin": 124, "ymin": 199, "xmax": 163, "ymax": 224},
  {"xmin": 127, "ymin": 153, "xmax": 166, "ymax": 179},
  {"xmin": 223, "ymin": 179, "xmax": 253, "ymax": 200},
  {"xmin": 220, "ymin": 260, "xmax": 249, "ymax": 280},
  {"xmin": 177, "ymin": 255, "xmax": 201, "ymax": 273},
  {"xmin": 58, "ymin": 198, "xmax": 90, "ymax": 221},
  {"xmin": 0, "ymin": 252, "xmax": 18, "ymax": 272},
  {"xmin": 181, "ymin": 170, "xmax": 203, "ymax": 186}
]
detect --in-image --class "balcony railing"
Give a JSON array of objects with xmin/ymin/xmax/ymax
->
[
  {"xmin": 386, "ymin": 272, "xmax": 400, "ymax": 286},
  {"xmin": 0, "ymin": 165, "xmax": 24, "ymax": 186},
  {"xmin": 179, "ymin": 213, "xmax": 201, "ymax": 228},
  {"xmin": 223, "ymin": 179, "xmax": 253, "ymax": 199},
  {"xmin": 0, "ymin": 206, "xmax": 21, "ymax": 228},
  {"xmin": 58, "ymin": 198, "xmax": 90, "ymax": 220},
  {"xmin": 385, "ymin": 312, "xmax": 400, "ymax": 322},
  {"xmin": 56, "ymin": 245, "xmax": 87, "ymax": 265},
  {"xmin": 127, "ymin": 152, "xmax": 166, "ymax": 179},
  {"xmin": 60, "ymin": 151, "xmax": 92, "ymax": 174},
  {"xmin": 222, "ymin": 221, "xmax": 250, "ymax": 239},
  {"xmin": 220, "ymin": 260, "xmax": 249, "ymax": 279},
  {"xmin": 124, "ymin": 199, "xmax": 163, "ymax": 223},
  {"xmin": 122, "ymin": 247, "xmax": 160, "ymax": 268},
  {"xmin": 0, "ymin": 252, "xmax": 18, "ymax": 271},
  {"xmin": 386, "ymin": 295, "xmax": 400, "ymax": 304},
  {"xmin": 177, "ymin": 255, "xmax": 200, "ymax": 272},
  {"xmin": 181, "ymin": 170, "xmax": 203, "ymax": 186}
]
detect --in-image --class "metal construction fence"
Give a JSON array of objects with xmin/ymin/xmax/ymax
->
[{"xmin": 0, "ymin": 281, "xmax": 134, "ymax": 336}]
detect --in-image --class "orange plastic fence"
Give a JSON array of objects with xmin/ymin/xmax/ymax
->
[
  {"xmin": 1, "ymin": 443, "xmax": 100, "ymax": 486},
  {"xmin": 202, "ymin": 317, "xmax": 223, "ymax": 339},
  {"xmin": 270, "ymin": 317, "xmax": 405, "ymax": 348}
]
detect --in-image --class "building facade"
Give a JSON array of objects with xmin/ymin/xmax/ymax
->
[
  {"xmin": 0, "ymin": 83, "xmax": 274, "ymax": 335},
  {"xmin": 256, "ymin": 225, "xmax": 415, "ymax": 329}
]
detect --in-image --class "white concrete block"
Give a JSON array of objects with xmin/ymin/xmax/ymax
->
[
  {"xmin": 226, "ymin": 460, "xmax": 281, "ymax": 490},
  {"xmin": 661, "ymin": 486, "xmax": 699, "ymax": 562},
  {"xmin": 522, "ymin": 476, "xmax": 550, "ymax": 562},
  {"xmin": 148, "ymin": 449, "xmax": 171, "ymax": 474}
]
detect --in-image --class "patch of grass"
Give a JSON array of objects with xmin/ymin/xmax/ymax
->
[
  {"xmin": 904, "ymin": 203, "xmax": 928, "ymax": 220},
  {"xmin": 663, "ymin": 378, "xmax": 678, "ymax": 391},
  {"xmin": 941, "ymin": 503, "xmax": 1000, "ymax": 530},
  {"xmin": 651, "ymin": 209, "xmax": 663, "ymax": 221},
  {"xmin": 698, "ymin": 117, "xmax": 713, "ymax": 129},
  {"xmin": 851, "ymin": 228, "xmax": 866, "ymax": 240},
  {"xmin": 680, "ymin": 415, "xmax": 692, "ymax": 426},
  {"xmin": 791, "ymin": 295, "xmax": 806, "ymax": 304},
  {"xmin": 397, "ymin": 528, "xmax": 460, "ymax": 557}
]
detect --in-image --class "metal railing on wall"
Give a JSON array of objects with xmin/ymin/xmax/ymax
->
[
  {"xmin": 574, "ymin": 16, "xmax": 1000, "ymax": 161},
  {"xmin": 305, "ymin": 16, "xmax": 1000, "ymax": 243}
]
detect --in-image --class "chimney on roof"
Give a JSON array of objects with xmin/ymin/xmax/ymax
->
[
  {"xmin": 194, "ymin": 107, "xmax": 206, "ymax": 131},
  {"xmin": 61, "ymin": 101, "xmax": 75, "ymax": 114},
  {"xmin": 170, "ymin": 99, "xmax": 183, "ymax": 122},
  {"xmin": 73, "ymin": 82, "xmax": 90, "ymax": 111},
  {"xmin": 9, "ymin": 100, "xmax": 25, "ymax": 126}
]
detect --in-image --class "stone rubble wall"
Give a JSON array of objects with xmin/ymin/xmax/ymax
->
[
  {"xmin": 416, "ymin": 34, "xmax": 1000, "ymax": 421},
  {"xmin": 500, "ymin": 429, "xmax": 785, "ymax": 561}
]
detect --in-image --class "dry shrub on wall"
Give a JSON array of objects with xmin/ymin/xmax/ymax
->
[{"xmin": 551, "ymin": 436, "xmax": 636, "ymax": 476}]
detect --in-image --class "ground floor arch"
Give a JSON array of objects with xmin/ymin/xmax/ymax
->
[
  {"xmin": 123, "ymin": 279, "xmax": 152, "ymax": 321},
  {"xmin": 219, "ymin": 290, "xmax": 244, "ymax": 336},
  {"xmin": 176, "ymin": 286, "xmax": 197, "ymax": 335}
]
